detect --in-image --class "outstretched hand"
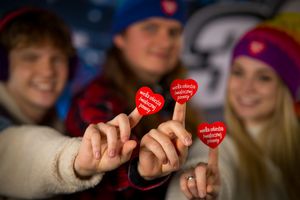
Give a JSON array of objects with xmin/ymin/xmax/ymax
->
[
  {"xmin": 180, "ymin": 148, "xmax": 220, "ymax": 200},
  {"xmin": 74, "ymin": 109, "xmax": 142, "ymax": 177},
  {"xmin": 138, "ymin": 102, "xmax": 192, "ymax": 180}
]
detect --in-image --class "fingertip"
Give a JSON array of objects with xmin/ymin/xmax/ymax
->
[
  {"xmin": 207, "ymin": 184, "xmax": 214, "ymax": 193},
  {"xmin": 184, "ymin": 136, "xmax": 192, "ymax": 146},
  {"xmin": 122, "ymin": 140, "xmax": 137, "ymax": 159},
  {"xmin": 128, "ymin": 140, "xmax": 137, "ymax": 149}
]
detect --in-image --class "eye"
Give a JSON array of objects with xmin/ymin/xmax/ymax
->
[
  {"xmin": 230, "ymin": 65, "xmax": 244, "ymax": 77},
  {"xmin": 52, "ymin": 55, "xmax": 67, "ymax": 66},
  {"xmin": 168, "ymin": 27, "xmax": 182, "ymax": 38},
  {"xmin": 257, "ymin": 74, "xmax": 273, "ymax": 82},
  {"xmin": 142, "ymin": 24, "xmax": 158, "ymax": 34},
  {"xmin": 22, "ymin": 53, "xmax": 38, "ymax": 62}
]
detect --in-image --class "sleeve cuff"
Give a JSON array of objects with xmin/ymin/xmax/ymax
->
[
  {"xmin": 128, "ymin": 157, "xmax": 170, "ymax": 191},
  {"xmin": 57, "ymin": 137, "xmax": 104, "ymax": 192}
]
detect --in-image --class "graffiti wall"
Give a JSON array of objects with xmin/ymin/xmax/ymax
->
[{"xmin": 0, "ymin": 0, "xmax": 297, "ymax": 120}]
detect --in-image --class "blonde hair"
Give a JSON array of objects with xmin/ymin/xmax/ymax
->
[{"xmin": 225, "ymin": 79, "xmax": 300, "ymax": 199}]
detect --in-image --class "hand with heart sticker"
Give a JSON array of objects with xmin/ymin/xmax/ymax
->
[
  {"xmin": 170, "ymin": 79, "xmax": 198, "ymax": 104},
  {"xmin": 197, "ymin": 122, "xmax": 226, "ymax": 149},
  {"xmin": 135, "ymin": 87, "xmax": 165, "ymax": 116}
]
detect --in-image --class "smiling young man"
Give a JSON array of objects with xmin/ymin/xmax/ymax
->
[
  {"xmin": 0, "ymin": 7, "xmax": 74, "ymax": 128},
  {"xmin": 0, "ymin": 8, "xmax": 145, "ymax": 200}
]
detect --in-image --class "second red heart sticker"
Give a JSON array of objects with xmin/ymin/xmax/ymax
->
[
  {"xmin": 136, "ymin": 87, "xmax": 165, "ymax": 116},
  {"xmin": 170, "ymin": 79, "xmax": 198, "ymax": 104},
  {"xmin": 197, "ymin": 122, "xmax": 226, "ymax": 149}
]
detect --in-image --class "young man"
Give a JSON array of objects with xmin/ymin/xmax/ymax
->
[{"xmin": 0, "ymin": 7, "xmax": 141, "ymax": 199}]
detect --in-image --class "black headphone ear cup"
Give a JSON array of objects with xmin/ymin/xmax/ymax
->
[{"xmin": 0, "ymin": 44, "xmax": 8, "ymax": 81}]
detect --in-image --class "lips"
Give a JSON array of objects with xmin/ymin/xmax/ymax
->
[{"xmin": 237, "ymin": 96, "xmax": 260, "ymax": 107}]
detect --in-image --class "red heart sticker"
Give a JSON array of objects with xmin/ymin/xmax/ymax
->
[
  {"xmin": 197, "ymin": 122, "xmax": 226, "ymax": 149},
  {"xmin": 170, "ymin": 79, "xmax": 198, "ymax": 104},
  {"xmin": 136, "ymin": 87, "xmax": 165, "ymax": 116},
  {"xmin": 250, "ymin": 40, "xmax": 265, "ymax": 55},
  {"xmin": 161, "ymin": 0, "xmax": 178, "ymax": 16}
]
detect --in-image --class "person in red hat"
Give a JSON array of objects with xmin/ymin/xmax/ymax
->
[
  {"xmin": 65, "ymin": 0, "xmax": 200, "ymax": 199},
  {"xmin": 166, "ymin": 12, "xmax": 300, "ymax": 200}
]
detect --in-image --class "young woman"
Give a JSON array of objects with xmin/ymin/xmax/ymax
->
[
  {"xmin": 166, "ymin": 12, "xmax": 300, "ymax": 200},
  {"xmin": 66, "ymin": 0, "xmax": 200, "ymax": 199}
]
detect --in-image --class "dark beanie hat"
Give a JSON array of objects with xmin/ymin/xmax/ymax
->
[{"xmin": 111, "ymin": 0, "xmax": 186, "ymax": 37}]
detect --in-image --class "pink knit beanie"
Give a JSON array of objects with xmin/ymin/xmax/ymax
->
[{"xmin": 232, "ymin": 13, "xmax": 300, "ymax": 102}]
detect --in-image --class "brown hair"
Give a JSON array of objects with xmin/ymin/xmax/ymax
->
[
  {"xmin": 103, "ymin": 46, "xmax": 200, "ymax": 139},
  {"xmin": 0, "ymin": 7, "xmax": 76, "ymax": 81}
]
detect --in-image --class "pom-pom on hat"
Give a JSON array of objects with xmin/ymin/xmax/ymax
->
[
  {"xmin": 232, "ymin": 13, "xmax": 300, "ymax": 102},
  {"xmin": 111, "ymin": 0, "xmax": 186, "ymax": 37}
]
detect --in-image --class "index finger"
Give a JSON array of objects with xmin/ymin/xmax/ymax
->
[
  {"xmin": 208, "ymin": 148, "xmax": 218, "ymax": 168},
  {"xmin": 128, "ymin": 108, "xmax": 143, "ymax": 128},
  {"xmin": 172, "ymin": 102, "xmax": 186, "ymax": 126}
]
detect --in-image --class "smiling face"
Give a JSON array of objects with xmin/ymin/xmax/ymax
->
[
  {"xmin": 228, "ymin": 56, "xmax": 280, "ymax": 126},
  {"xmin": 6, "ymin": 43, "xmax": 69, "ymax": 118},
  {"xmin": 114, "ymin": 17, "xmax": 183, "ymax": 83}
]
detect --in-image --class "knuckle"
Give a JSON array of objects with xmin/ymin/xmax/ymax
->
[
  {"xmin": 118, "ymin": 113, "xmax": 127, "ymax": 120},
  {"xmin": 106, "ymin": 125, "xmax": 116, "ymax": 133},
  {"xmin": 149, "ymin": 129, "xmax": 157, "ymax": 135}
]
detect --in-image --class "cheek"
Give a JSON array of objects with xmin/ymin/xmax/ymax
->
[
  {"xmin": 173, "ymin": 42, "xmax": 182, "ymax": 53},
  {"xmin": 9, "ymin": 66, "xmax": 31, "ymax": 84},
  {"xmin": 227, "ymin": 78, "xmax": 240, "ymax": 105},
  {"xmin": 260, "ymin": 84, "xmax": 278, "ymax": 99},
  {"xmin": 228, "ymin": 78, "xmax": 239, "ymax": 93},
  {"xmin": 169, "ymin": 48, "xmax": 180, "ymax": 63},
  {"xmin": 56, "ymin": 66, "xmax": 69, "ymax": 84},
  {"xmin": 122, "ymin": 43, "xmax": 145, "ymax": 66}
]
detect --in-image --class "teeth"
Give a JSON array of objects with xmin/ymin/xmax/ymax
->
[
  {"xmin": 238, "ymin": 97, "xmax": 258, "ymax": 106},
  {"xmin": 32, "ymin": 81, "xmax": 55, "ymax": 92}
]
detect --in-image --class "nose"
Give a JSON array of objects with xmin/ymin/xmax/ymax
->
[
  {"xmin": 37, "ymin": 58, "xmax": 55, "ymax": 77},
  {"xmin": 156, "ymin": 29, "xmax": 173, "ymax": 49},
  {"xmin": 241, "ymin": 78, "xmax": 256, "ymax": 93}
]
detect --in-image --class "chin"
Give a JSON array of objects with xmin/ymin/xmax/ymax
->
[{"xmin": 33, "ymin": 98, "xmax": 56, "ymax": 109}]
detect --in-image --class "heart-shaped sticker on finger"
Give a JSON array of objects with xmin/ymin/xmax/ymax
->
[
  {"xmin": 136, "ymin": 87, "xmax": 165, "ymax": 116},
  {"xmin": 170, "ymin": 79, "xmax": 198, "ymax": 104},
  {"xmin": 197, "ymin": 122, "xmax": 226, "ymax": 149}
]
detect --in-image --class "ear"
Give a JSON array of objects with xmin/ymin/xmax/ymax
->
[{"xmin": 113, "ymin": 34, "xmax": 125, "ymax": 49}]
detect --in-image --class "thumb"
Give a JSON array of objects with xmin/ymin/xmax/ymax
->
[
  {"xmin": 128, "ymin": 108, "xmax": 143, "ymax": 128},
  {"xmin": 120, "ymin": 140, "xmax": 137, "ymax": 163}
]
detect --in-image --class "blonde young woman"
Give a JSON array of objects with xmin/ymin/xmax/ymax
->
[{"xmin": 166, "ymin": 13, "xmax": 300, "ymax": 200}]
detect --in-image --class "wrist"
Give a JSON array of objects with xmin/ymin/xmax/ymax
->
[
  {"xmin": 137, "ymin": 162, "xmax": 155, "ymax": 180},
  {"xmin": 73, "ymin": 156, "xmax": 93, "ymax": 179},
  {"xmin": 129, "ymin": 157, "xmax": 170, "ymax": 190}
]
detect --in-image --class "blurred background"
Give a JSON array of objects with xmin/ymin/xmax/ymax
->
[{"xmin": 1, "ymin": 0, "xmax": 299, "ymax": 121}]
